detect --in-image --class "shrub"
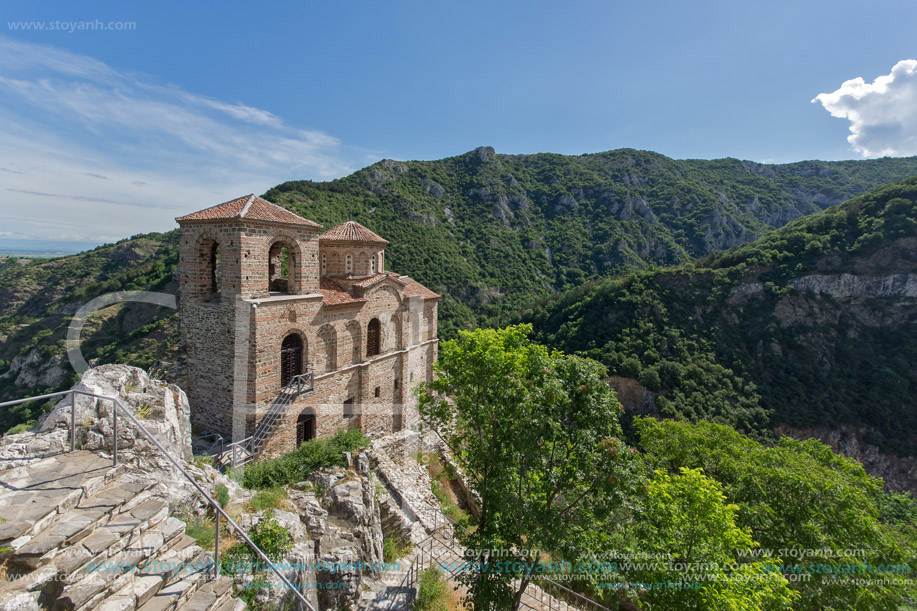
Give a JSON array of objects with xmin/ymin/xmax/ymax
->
[
  {"xmin": 181, "ymin": 514, "xmax": 215, "ymax": 549},
  {"xmin": 220, "ymin": 514, "xmax": 293, "ymax": 576},
  {"xmin": 241, "ymin": 429, "xmax": 370, "ymax": 489},
  {"xmin": 5, "ymin": 422, "xmax": 34, "ymax": 435},
  {"xmin": 414, "ymin": 566, "xmax": 451, "ymax": 611},
  {"xmin": 215, "ymin": 483, "xmax": 230, "ymax": 508},
  {"xmin": 249, "ymin": 486, "xmax": 287, "ymax": 512},
  {"xmin": 382, "ymin": 536, "xmax": 412, "ymax": 563}
]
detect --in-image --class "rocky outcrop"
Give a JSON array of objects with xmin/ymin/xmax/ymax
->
[
  {"xmin": 0, "ymin": 349, "xmax": 69, "ymax": 388},
  {"xmin": 790, "ymin": 273, "xmax": 917, "ymax": 299},
  {"xmin": 777, "ymin": 424, "xmax": 917, "ymax": 496},
  {"xmin": 37, "ymin": 364, "xmax": 192, "ymax": 467}
]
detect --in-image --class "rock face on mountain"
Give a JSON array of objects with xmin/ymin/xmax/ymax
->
[
  {"xmin": 526, "ymin": 178, "xmax": 917, "ymax": 493},
  {"xmin": 776, "ymin": 424, "xmax": 917, "ymax": 496}
]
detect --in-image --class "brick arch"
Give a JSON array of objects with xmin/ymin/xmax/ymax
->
[
  {"xmin": 316, "ymin": 323, "xmax": 338, "ymax": 373},
  {"xmin": 385, "ymin": 313, "xmax": 402, "ymax": 353},
  {"xmin": 188, "ymin": 228, "xmax": 224, "ymax": 301},
  {"xmin": 365, "ymin": 283, "xmax": 403, "ymax": 306},
  {"xmin": 345, "ymin": 319, "xmax": 362, "ymax": 366},
  {"xmin": 277, "ymin": 327, "xmax": 310, "ymax": 373},
  {"xmin": 261, "ymin": 230, "xmax": 306, "ymax": 294}
]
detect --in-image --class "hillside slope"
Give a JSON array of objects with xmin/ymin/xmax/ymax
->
[
  {"xmin": 523, "ymin": 178, "xmax": 917, "ymax": 478},
  {"xmin": 2, "ymin": 148, "xmax": 917, "ymax": 433},
  {"xmin": 266, "ymin": 148, "xmax": 917, "ymax": 333}
]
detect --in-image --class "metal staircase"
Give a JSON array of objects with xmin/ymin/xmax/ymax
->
[{"xmin": 214, "ymin": 370, "xmax": 314, "ymax": 471}]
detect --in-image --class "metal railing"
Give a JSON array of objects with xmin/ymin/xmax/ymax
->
[
  {"xmin": 0, "ymin": 389, "xmax": 318, "ymax": 611},
  {"xmin": 214, "ymin": 369, "xmax": 315, "ymax": 471}
]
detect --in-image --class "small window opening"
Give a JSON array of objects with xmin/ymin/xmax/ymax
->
[
  {"xmin": 374, "ymin": 386, "xmax": 380, "ymax": 398},
  {"xmin": 343, "ymin": 397, "xmax": 355, "ymax": 418},
  {"xmin": 370, "ymin": 255, "xmax": 376, "ymax": 274},
  {"xmin": 321, "ymin": 253, "xmax": 327, "ymax": 275},
  {"xmin": 345, "ymin": 254, "xmax": 353, "ymax": 274}
]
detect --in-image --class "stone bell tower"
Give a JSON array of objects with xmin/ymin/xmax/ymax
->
[{"xmin": 176, "ymin": 194, "xmax": 322, "ymax": 438}]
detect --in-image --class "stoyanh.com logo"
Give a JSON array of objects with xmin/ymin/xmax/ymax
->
[{"xmin": 8, "ymin": 20, "xmax": 136, "ymax": 33}]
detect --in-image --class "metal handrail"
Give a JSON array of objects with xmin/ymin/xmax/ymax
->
[
  {"xmin": 0, "ymin": 389, "xmax": 318, "ymax": 611},
  {"xmin": 213, "ymin": 368, "xmax": 315, "ymax": 471}
]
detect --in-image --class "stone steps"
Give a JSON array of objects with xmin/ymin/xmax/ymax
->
[{"xmin": 0, "ymin": 451, "xmax": 245, "ymax": 611}]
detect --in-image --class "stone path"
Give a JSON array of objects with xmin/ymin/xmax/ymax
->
[{"xmin": 0, "ymin": 451, "xmax": 241, "ymax": 611}]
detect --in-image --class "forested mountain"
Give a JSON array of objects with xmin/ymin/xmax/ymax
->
[
  {"xmin": 1, "ymin": 148, "xmax": 916, "ymax": 440},
  {"xmin": 266, "ymin": 147, "xmax": 917, "ymax": 334},
  {"xmin": 523, "ymin": 178, "xmax": 917, "ymax": 473}
]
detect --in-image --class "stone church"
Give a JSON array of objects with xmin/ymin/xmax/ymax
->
[{"xmin": 175, "ymin": 194, "xmax": 439, "ymax": 459}]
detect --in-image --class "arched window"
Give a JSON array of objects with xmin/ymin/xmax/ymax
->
[
  {"xmin": 321, "ymin": 253, "xmax": 327, "ymax": 275},
  {"xmin": 280, "ymin": 334, "xmax": 303, "ymax": 387},
  {"xmin": 268, "ymin": 241, "xmax": 294, "ymax": 293},
  {"xmin": 345, "ymin": 254, "xmax": 353, "ymax": 274},
  {"xmin": 367, "ymin": 318, "xmax": 381, "ymax": 357},
  {"xmin": 370, "ymin": 255, "xmax": 376, "ymax": 274}
]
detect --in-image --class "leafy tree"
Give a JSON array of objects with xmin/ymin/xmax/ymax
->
[
  {"xmin": 621, "ymin": 467, "xmax": 798, "ymax": 610},
  {"xmin": 636, "ymin": 418, "xmax": 915, "ymax": 610},
  {"xmin": 418, "ymin": 324, "xmax": 633, "ymax": 610}
]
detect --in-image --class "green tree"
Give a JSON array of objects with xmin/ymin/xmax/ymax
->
[
  {"xmin": 623, "ymin": 467, "xmax": 797, "ymax": 610},
  {"xmin": 418, "ymin": 324, "xmax": 631, "ymax": 610},
  {"xmin": 636, "ymin": 418, "xmax": 914, "ymax": 610}
]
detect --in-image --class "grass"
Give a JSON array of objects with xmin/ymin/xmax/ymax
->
[
  {"xmin": 4, "ymin": 422, "xmax": 33, "ymax": 435},
  {"xmin": 135, "ymin": 403, "xmax": 153, "ymax": 419},
  {"xmin": 215, "ymin": 483, "xmax": 230, "ymax": 508},
  {"xmin": 419, "ymin": 452, "xmax": 473, "ymax": 529},
  {"xmin": 241, "ymin": 429, "xmax": 370, "ymax": 490},
  {"xmin": 382, "ymin": 535, "xmax": 413, "ymax": 563},
  {"xmin": 414, "ymin": 566, "xmax": 462, "ymax": 611},
  {"xmin": 191, "ymin": 454, "xmax": 214, "ymax": 469},
  {"xmin": 247, "ymin": 486, "xmax": 287, "ymax": 512},
  {"xmin": 180, "ymin": 514, "xmax": 216, "ymax": 549}
]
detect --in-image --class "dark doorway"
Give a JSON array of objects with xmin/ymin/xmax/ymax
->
[
  {"xmin": 367, "ymin": 318, "xmax": 381, "ymax": 357},
  {"xmin": 296, "ymin": 412, "xmax": 315, "ymax": 445},
  {"xmin": 281, "ymin": 334, "xmax": 303, "ymax": 387}
]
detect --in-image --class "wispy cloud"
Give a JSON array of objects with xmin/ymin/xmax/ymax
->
[
  {"xmin": 813, "ymin": 60, "xmax": 917, "ymax": 158},
  {"xmin": 0, "ymin": 37, "xmax": 358, "ymax": 244}
]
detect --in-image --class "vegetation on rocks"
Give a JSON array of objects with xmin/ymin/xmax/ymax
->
[
  {"xmin": 524, "ymin": 178, "xmax": 917, "ymax": 454},
  {"xmin": 420, "ymin": 325, "xmax": 915, "ymax": 610},
  {"xmin": 240, "ymin": 429, "xmax": 370, "ymax": 490}
]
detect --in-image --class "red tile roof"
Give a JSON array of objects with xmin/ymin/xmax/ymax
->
[
  {"xmin": 398, "ymin": 275, "xmax": 441, "ymax": 300},
  {"xmin": 318, "ymin": 220, "xmax": 389, "ymax": 244},
  {"xmin": 319, "ymin": 277, "xmax": 366, "ymax": 306},
  {"xmin": 352, "ymin": 273, "xmax": 406, "ymax": 291},
  {"xmin": 176, "ymin": 194, "xmax": 321, "ymax": 228}
]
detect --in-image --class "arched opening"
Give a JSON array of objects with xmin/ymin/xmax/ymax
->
[
  {"xmin": 268, "ymin": 241, "xmax": 294, "ymax": 293},
  {"xmin": 367, "ymin": 318, "xmax": 381, "ymax": 357},
  {"xmin": 346, "ymin": 320, "xmax": 361, "ymax": 365},
  {"xmin": 296, "ymin": 410, "xmax": 315, "ymax": 445},
  {"xmin": 345, "ymin": 254, "xmax": 353, "ymax": 274},
  {"xmin": 370, "ymin": 255, "xmax": 376, "ymax": 274},
  {"xmin": 317, "ymin": 324, "xmax": 337, "ymax": 373},
  {"xmin": 280, "ymin": 333, "xmax": 304, "ymax": 387}
]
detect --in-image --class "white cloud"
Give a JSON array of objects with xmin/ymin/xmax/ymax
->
[
  {"xmin": 0, "ymin": 37, "xmax": 360, "ymax": 244},
  {"xmin": 813, "ymin": 60, "xmax": 917, "ymax": 158}
]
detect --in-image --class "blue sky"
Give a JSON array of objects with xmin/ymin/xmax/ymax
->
[{"xmin": 2, "ymin": 0, "xmax": 917, "ymax": 248}]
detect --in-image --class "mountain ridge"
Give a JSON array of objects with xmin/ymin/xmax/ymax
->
[{"xmin": 2, "ymin": 148, "xmax": 917, "ymax": 443}]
